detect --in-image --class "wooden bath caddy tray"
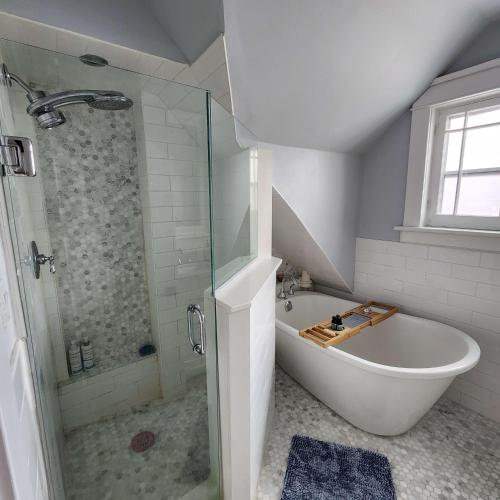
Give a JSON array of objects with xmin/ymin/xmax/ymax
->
[{"xmin": 299, "ymin": 301, "xmax": 398, "ymax": 348}]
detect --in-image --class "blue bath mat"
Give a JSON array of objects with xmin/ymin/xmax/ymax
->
[{"xmin": 281, "ymin": 435, "xmax": 396, "ymax": 500}]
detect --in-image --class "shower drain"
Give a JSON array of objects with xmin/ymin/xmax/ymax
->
[{"xmin": 130, "ymin": 431, "xmax": 155, "ymax": 452}]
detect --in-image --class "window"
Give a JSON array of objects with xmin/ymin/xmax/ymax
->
[{"xmin": 427, "ymin": 96, "xmax": 500, "ymax": 231}]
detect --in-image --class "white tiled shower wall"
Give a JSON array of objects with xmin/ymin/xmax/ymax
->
[
  {"xmin": 139, "ymin": 89, "xmax": 211, "ymax": 398},
  {"xmin": 0, "ymin": 236, "xmax": 48, "ymax": 500},
  {"xmin": 58, "ymin": 356, "xmax": 160, "ymax": 431},
  {"xmin": 1, "ymin": 82, "xmax": 65, "ymax": 497},
  {"xmin": 353, "ymin": 237, "xmax": 500, "ymax": 423}
]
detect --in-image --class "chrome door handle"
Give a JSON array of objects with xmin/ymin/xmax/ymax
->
[{"xmin": 187, "ymin": 304, "xmax": 206, "ymax": 355}]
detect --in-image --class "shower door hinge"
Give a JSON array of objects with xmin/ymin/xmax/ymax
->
[{"xmin": 0, "ymin": 135, "xmax": 36, "ymax": 177}]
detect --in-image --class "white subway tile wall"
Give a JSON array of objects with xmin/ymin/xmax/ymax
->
[
  {"xmin": 354, "ymin": 238, "xmax": 500, "ymax": 423},
  {"xmin": 58, "ymin": 356, "xmax": 161, "ymax": 431},
  {"xmin": 0, "ymin": 224, "xmax": 49, "ymax": 500},
  {"xmin": 3, "ymin": 88, "xmax": 66, "ymax": 498},
  {"xmin": 9, "ymin": 88, "xmax": 68, "ymax": 383},
  {"xmin": 139, "ymin": 89, "xmax": 210, "ymax": 398}
]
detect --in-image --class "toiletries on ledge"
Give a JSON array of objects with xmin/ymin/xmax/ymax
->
[
  {"xmin": 331, "ymin": 314, "xmax": 344, "ymax": 331},
  {"xmin": 299, "ymin": 270, "xmax": 313, "ymax": 289},
  {"xmin": 81, "ymin": 337, "xmax": 95, "ymax": 369},
  {"xmin": 68, "ymin": 337, "xmax": 95, "ymax": 375},
  {"xmin": 68, "ymin": 340, "xmax": 82, "ymax": 374}
]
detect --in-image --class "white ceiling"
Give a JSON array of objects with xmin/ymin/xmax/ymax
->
[{"xmin": 223, "ymin": 0, "xmax": 500, "ymax": 153}]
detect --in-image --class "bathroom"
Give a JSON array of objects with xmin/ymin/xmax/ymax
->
[{"xmin": 0, "ymin": 1, "xmax": 499, "ymax": 500}]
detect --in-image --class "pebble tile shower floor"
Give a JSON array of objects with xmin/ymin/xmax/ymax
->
[
  {"xmin": 63, "ymin": 379, "xmax": 209, "ymax": 500},
  {"xmin": 258, "ymin": 367, "xmax": 500, "ymax": 500}
]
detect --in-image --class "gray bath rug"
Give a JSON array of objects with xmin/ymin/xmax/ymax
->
[{"xmin": 281, "ymin": 435, "xmax": 396, "ymax": 500}]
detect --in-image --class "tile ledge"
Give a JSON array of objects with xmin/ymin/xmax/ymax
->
[
  {"xmin": 394, "ymin": 226, "xmax": 500, "ymax": 238},
  {"xmin": 394, "ymin": 226, "xmax": 500, "ymax": 252}
]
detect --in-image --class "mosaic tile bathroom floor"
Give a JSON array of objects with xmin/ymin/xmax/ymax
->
[
  {"xmin": 63, "ymin": 379, "xmax": 209, "ymax": 500},
  {"xmin": 258, "ymin": 367, "xmax": 500, "ymax": 500}
]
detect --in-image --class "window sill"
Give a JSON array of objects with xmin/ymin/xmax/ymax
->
[{"xmin": 394, "ymin": 226, "xmax": 500, "ymax": 252}]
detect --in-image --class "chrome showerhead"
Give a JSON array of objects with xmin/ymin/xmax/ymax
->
[
  {"xmin": 1, "ymin": 64, "xmax": 133, "ymax": 129},
  {"xmin": 35, "ymin": 110, "xmax": 67, "ymax": 129},
  {"xmin": 88, "ymin": 94, "xmax": 133, "ymax": 110}
]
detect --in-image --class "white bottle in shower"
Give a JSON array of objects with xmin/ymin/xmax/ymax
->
[
  {"xmin": 81, "ymin": 337, "xmax": 95, "ymax": 370},
  {"xmin": 68, "ymin": 340, "xmax": 83, "ymax": 374}
]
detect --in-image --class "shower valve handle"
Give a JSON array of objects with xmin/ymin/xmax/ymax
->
[
  {"xmin": 36, "ymin": 253, "xmax": 56, "ymax": 273},
  {"xmin": 30, "ymin": 241, "xmax": 56, "ymax": 279}
]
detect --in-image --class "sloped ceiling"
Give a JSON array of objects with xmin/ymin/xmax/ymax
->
[
  {"xmin": 223, "ymin": 0, "xmax": 500, "ymax": 154},
  {"xmin": 0, "ymin": 0, "xmax": 224, "ymax": 63}
]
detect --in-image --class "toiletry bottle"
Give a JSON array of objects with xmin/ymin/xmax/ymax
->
[
  {"xmin": 68, "ymin": 340, "xmax": 83, "ymax": 374},
  {"xmin": 331, "ymin": 316, "xmax": 337, "ymax": 330},
  {"xmin": 331, "ymin": 315, "xmax": 344, "ymax": 331},
  {"xmin": 81, "ymin": 336, "xmax": 95, "ymax": 369},
  {"xmin": 335, "ymin": 315, "xmax": 345, "ymax": 331}
]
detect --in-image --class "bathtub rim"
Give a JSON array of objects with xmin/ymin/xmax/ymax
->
[{"xmin": 276, "ymin": 292, "xmax": 480, "ymax": 380}]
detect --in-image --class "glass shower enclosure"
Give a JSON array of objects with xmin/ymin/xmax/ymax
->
[{"xmin": 0, "ymin": 38, "xmax": 229, "ymax": 499}]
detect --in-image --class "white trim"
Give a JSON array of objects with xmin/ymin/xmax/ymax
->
[
  {"xmin": 215, "ymin": 256, "xmax": 281, "ymax": 313},
  {"xmin": 394, "ymin": 226, "xmax": 500, "ymax": 252},
  {"xmin": 426, "ymin": 96, "xmax": 500, "ymax": 231},
  {"xmin": 413, "ymin": 66, "xmax": 500, "ymax": 110},
  {"xmin": 402, "ymin": 57, "xmax": 500, "ymax": 250},
  {"xmin": 432, "ymin": 57, "xmax": 500, "ymax": 86}
]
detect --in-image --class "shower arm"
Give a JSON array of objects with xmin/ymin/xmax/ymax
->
[
  {"xmin": 1, "ymin": 64, "xmax": 34, "ymax": 94},
  {"xmin": 1, "ymin": 65, "xmax": 107, "ymax": 113}
]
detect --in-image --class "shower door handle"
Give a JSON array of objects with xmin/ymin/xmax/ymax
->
[{"xmin": 187, "ymin": 304, "xmax": 206, "ymax": 356}]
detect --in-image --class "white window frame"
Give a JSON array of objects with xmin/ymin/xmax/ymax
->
[
  {"xmin": 396, "ymin": 57, "xmax": 500, "ymax": 251},
  {"xmin": 427, "ymin": 95, "xmax": 500, "ymax": 231}
]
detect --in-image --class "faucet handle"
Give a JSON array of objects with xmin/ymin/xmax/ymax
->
[{"xmin": 277, "ymin": 277, "xmax": 288, "ymax": 299}]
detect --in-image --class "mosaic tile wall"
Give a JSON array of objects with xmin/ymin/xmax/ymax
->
[{"xmin": 36, "ymin": 106, "xmax": 153, "ymax": 373}]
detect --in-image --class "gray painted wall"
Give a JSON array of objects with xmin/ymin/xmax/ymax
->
[
  {"xmin": 268, "ymin": 142, "xmax": 360, "ymax": 288},
  {"xmin": 357, "ymin": 111, "xmax": 411, "ymax": 241},
  {"xmin": 357, "ymin": 18, "xmax": 500, "ymax": 241},
  {"xmin": 445, "ymin": 17, "xmax": 500, "ymax": 74},
  {"xmin": 0, "ymin": 0, "xmax": 224, "ymax": 63}
]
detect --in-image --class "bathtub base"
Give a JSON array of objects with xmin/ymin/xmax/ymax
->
[{"xmin": 276, "ymin": 331, "xmax": 454, "ymax": 436}]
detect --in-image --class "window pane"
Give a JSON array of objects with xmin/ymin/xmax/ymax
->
[
  {"xmin": 462, "ymin": 125, "xmax": 500, "ymax": 170},
  {"xmin": 439, "ymin": 175, "xmax": 457, "ymax": 214},
  {"xmin": 445, "ymin": 112, "xmax": 465, "ymax": 130},
  {"xmin": 467, "ymin": 104, "xmax": 500, "ymax": 127},
  {"xmin": 442, "ymin": 131, "xmax": 462, "ymax": 172},
  {"xmin": 456, "ymin": 174, "xmax": 500, "ymax": 216}
]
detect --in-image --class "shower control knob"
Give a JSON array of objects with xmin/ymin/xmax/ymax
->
[
  {"xmin": 48, "ymin": 255, "xmax": 56, "ymax": 274},
  {"xmin": 30, "ymin": 241, "xmax": 56, "ymax": 279},
  {"xmin": 36, "ymin": 253, "xmax": 56, "ymax": 273}
]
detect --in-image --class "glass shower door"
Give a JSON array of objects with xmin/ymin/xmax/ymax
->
[{"xmin": 0, "ymin": 38, "xmax": 220, "ymax": 500}]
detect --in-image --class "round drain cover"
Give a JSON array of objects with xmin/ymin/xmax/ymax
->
[{"xmin": 131, "ymin": 431, "xmax": 155, "ymax": 452}]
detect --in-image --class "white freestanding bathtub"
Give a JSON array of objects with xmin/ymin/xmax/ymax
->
[{"xmin": 276, "ymin": 292, "xmax": 480, "ymax": 435}]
